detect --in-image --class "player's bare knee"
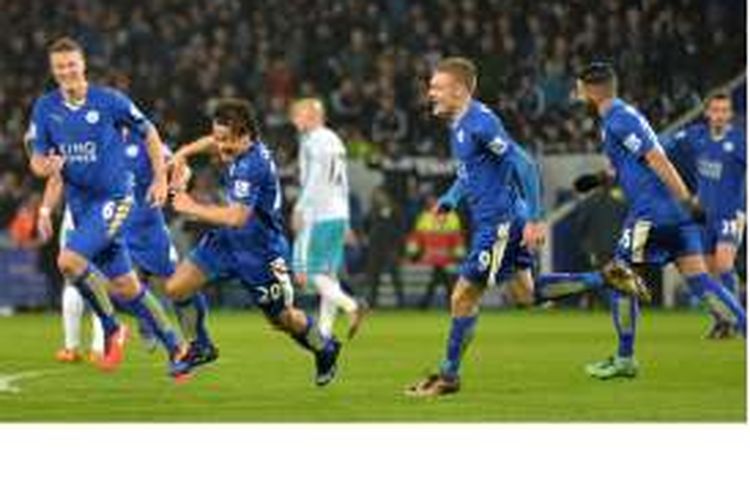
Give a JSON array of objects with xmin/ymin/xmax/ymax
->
[
  {"xmin": 164, "ymin": 277, "xmax": 186, "ymax": 302},
  {"xmin": 110, "ymin": 274, "xmax": 141, "ymax": 300},
  {"xmin": 57, "ymin": 251, "xmax": 84, "ymax": 278}
]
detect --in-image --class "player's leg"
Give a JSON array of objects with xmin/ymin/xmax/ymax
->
[
  {"xmin": 713, "ymin": 243, "xmax": 740, "ymax": 301},
  {"xmin": 312, "ymin": 274, "xmax": 366, "ymax": 339},
  {"xmin": 250, "ymin": 259, "xmax": 341, "ymax": 386},
  {"xmin": 677, "ymin": 253, "xmax": 746, "ymax": 336},
  {"xmin": 585, "ymin": 220, "xmax": 647, "ymax": 379},
  {"xmin": 57, "ymin": 284, "xmax": 86, "ymax": 362},
  {"xmin": 108, "ymin": 270, "xmax": 189, "ymax": 376},
  {"xmin": 315, "ymin": 285, "xmax": 337, "ymax": 339},
  {"xmin": 57, "ymin": 248, "xmax": 123, "ymax": 344},
  {"xmin": 89, "ymin": 314, "xmax": 105, "ymax": 361}
]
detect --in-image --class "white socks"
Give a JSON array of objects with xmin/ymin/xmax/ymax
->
[
  {"xmin": 61, "ymin": 284, "xmax": 105, "ymax": 354},
  {"xmin": 312, "ymin": 274, "xmax": 357, "ymax": 338}
]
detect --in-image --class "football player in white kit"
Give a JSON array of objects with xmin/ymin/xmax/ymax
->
[
  {"xmin": 38, "ymin": 174, "xmax": 105, "ymax": 362},
  {"xmin": 290, "ymin": 98, "xmax": 367, "ymax": 339}
]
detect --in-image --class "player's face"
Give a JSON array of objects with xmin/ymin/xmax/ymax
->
[
  {"xmin": 212, "ymin": 122, "xmax": 249, "ymax": 163},
  {"xmin": 49, "ymin": 50, "xmax": 86, "ymax": 91},
  {"xmin": 290, "ymin": 107, "xmax": 311, "ymax": 133},
  {"xmin": 428, "ymin": 72, "xmax": 465, "ymax": 119},
  {"xmin": 706, "ymin": 98, "xmax": 733, "ymax": 131},
  {"xmin": 574, "ymin": 79, "xmax": 598, "ymax": 112}
]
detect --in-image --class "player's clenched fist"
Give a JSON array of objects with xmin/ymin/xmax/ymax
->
[{"xmin": 170, "ymin": 190, "xmax": 197, "ymax": 214}]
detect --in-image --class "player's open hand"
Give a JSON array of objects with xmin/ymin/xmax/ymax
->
[
  {"xmin": 44, "ymin": 154, "xmax": 65, "ymax": 176},
  {"xmin": 522, "ymin": 221, "xmax": 547, "ymax": 250},
  {"xmin": 171, "ymin": 190, "xmax": 196, "ymax": 214},
  {"xmin": 147, "ymin": 174, "xmax": 169, "ymax": 207}
]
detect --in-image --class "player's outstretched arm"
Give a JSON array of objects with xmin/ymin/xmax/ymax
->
[
  {"xmin": 170, "ymin": 135, "xmax": 216, "ymax": 189},
  {"xmin": 171, "ymin": 191, "xmax": 251, "ymax": 228}
]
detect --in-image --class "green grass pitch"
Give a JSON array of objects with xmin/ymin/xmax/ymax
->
[{"xmin": 0, "ymin": 309, "xmax": 745, "ymax": 422}]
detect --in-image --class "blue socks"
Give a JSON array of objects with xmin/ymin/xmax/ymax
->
[
  {"xmin": 440, "ymin": 315, "xmax": 478, "ymax": 379},
  {"xmin": 122, "ymin": 288, "xmax": 181, "ymax": 357},
  {"xmin": 290, "ymin": 313, "xmax": 327, "ymax": 353},
  {"xmin": 719, "ymin": 271, "xmax": 739, "ymax": 299},
  {"xmin": 534, "ymin": 272, "xmax": 605, "ymax": 303},
  {"xmin": 686, "ymin": 273, "xmax": 746, "ymax": 335},
  {"xmin": 72, "ymin": 265, "xmax": 119, "ymax": 336},
  {"xmin": 174, "ymin": 293, "xmax": 212, "ymax": 347},
  {"xmin": 610, "ymin": 290, "xmax": 639, "ymax": 358}
]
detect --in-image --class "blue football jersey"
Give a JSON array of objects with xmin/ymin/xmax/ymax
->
[
  {"xmin": 450, "ymin": 100, "xmax": 539, "ymax": 226},
  {"xmin": 218, "ymin": 141, "xmax": 288, "ymax": 260},
  {"xmin": 664, "ymin": 122, "xmax": 746, "ymax": 221},
  {"xmin": 122, "ymin": 134, "xmax": 172, "ymax": 205},
  {"xmin": 601, "ymin": 99, "xmax": 688, "ymax": 224},
  {"xmin": 26, "ymin": 85, "xmax": 152, "ymax": 208}
]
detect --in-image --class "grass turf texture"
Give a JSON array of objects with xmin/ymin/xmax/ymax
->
[{"xmin": 0, "ymin": 309, "xmax": 745, "ymax": 422}]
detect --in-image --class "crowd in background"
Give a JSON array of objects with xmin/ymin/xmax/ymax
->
[{"xmin": 0, "ymin": 0, "xmax": 745, "ymax": 307}]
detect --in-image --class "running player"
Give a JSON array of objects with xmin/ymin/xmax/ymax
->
[
  {"xmin": 573, "ymin": 62, "xmax": 746, "ymax": 379},
  {"xmin": 289, "ymin": 98, "xmax": 366, "ymax": 340},
  {"xmin": 662, "ymin": 92, "xmax": 746, "ymax": 338},
  {"xmin": 25, "ymin": 37, "xmax": 188, "ymax": 377},
  {"xmin": 38, "ymin": 174, "xmax": 105, "ymax": 362},
  {"xmin": 407, "ymin": 57, "xmax": 647, "ymax": 397},
  {"xmin": 166, "ymin": 98, "xmax": 341, "ymax": 385}
]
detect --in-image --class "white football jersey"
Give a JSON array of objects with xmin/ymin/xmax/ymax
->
[
  {"xmin": 296, "ymin": 126, "xmax": 350, "ymax": 224},
  {"xmin": 59, "ymin": 205, "xmax": 75, "ymax": 247}
]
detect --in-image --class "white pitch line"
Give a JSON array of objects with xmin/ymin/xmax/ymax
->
[{"xmin": 0, "ymin": 369, "xmax": 65, "ymax": 394}]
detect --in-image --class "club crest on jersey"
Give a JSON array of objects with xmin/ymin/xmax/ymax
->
[
  {"xmin": 233, "ymin": 180, "xmax": 251, "ymax": 198},
  {"xmin": 125, "ymin": 144, "xmax": 139, "ymax": 158},
  {"xmin": 723, "ymin": 141, "xmax": 735, "ymax": 152},
  {"xmin": 85, "ymin": 110, "xmax": 100, "ymax": 124}
]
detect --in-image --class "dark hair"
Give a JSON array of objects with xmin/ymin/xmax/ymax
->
[
  {"xmin": 48, "ymin": 37, "xmax": 84, "ymax": 55},
  {"xmin": 578, "ymin": 61, "xmax": 616, "ymax": 85},
  {"xmin": 212, "ymin": 98, "xmax": 259, "ymax": 139},
  {"xmin": 435, "ymin": 57, "xmax": 477, "ymax": 93},
  {"xmin": 707, "ymin": 91, "xmax": 731, "ymax": 103}
]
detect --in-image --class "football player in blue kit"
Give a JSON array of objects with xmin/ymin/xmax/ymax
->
[
  {"xmin": 574, "ymin": 62, "xmax": 746, "ymax": 379},
  {"xmin": 407, "ymin": 58, "xmax": 649, "ymax": 397},
  {"xmin": 165, "ymin": 98, "xmax": 342, "ymax": 386},
  {"xmin": 121, "ymin": 133, "xmax": 218, "ymax": 365},
  {"xmin": 25, "ymin": 37, "xmax": 188, "ymax": 377},
  {"xmin": 662, "ymin": 92, "xmax": 746, "ymax": 338}
]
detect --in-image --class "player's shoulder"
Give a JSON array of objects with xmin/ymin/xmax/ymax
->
[
  {"xmin": 32, "ymin": 89, "xmax": 62, "ymax": 112},
  {"xmin": 606, "ymin": 99, "xmax": 646, "ymax": 129},
  {"xmin": 467, "ymin": 100, "xmax": 500, "ymax": 125},
  {"xmin": 236, "ymin": 141, "xmax": 274, "ymax": 177}
]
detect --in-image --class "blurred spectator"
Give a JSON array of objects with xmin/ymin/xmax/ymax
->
[
  {"xmin": 8, "ymin": 192, "xmax": 42, "ymax": 248},
  {"xmin": 406, "ymin": 194, "xmax": 465, "ymax": 309},
  {"xmin": 364, "ymin": 186, "xmax": 405, "ymax": 308}
]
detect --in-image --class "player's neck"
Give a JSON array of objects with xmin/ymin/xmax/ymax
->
[
  {"xmin": 61, "ymin": 81, "xmax": 88, "ymax": 106},
  {"xmin": 451, "ymin": 99, "xmax": 472, "ymax": 123},
  {"xmin": 597, "ymin": 97, "xmax": 614, "ymax": 117},
  {"xmin": 710, "ymin": 125, "xmax": 729, "ymax": 140}
]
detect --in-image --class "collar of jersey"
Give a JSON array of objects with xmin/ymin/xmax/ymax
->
[
  {"xmin": 57, "ymin": 88, "xmax": 89, "ymax": 111},
  {"xmin": 601, "ymin": 98, "xmax": 623, "ymax": 121},
  {"xmin": 451, "ymin": 100, "xmax": 474, "ymax": 128}
]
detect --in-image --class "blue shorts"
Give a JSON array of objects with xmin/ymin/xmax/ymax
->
[
  {"xmin": 124, "ymin": 205, "xmax": 177, "ymax": 277},
  {"xmin": 293, "ymin": 219, "xmax": 347, "ymax": 275},
  {"xmin": 460, "ymin": 217, "xmax": 533, "ymax": 286},
  {"xmin": 615, "ymin": 217, "xmax": 704, "ymax": 265},
  {"xmin": 702, "ymin": 215, "xmax": 745, "ymax": 254},
  {"xmin": 65, "ymin": 196, "xmax": 135, "ymax": 279},
  {"xmin": 189, "ymin": 230, "xmax": 294, "ymax": 318}
]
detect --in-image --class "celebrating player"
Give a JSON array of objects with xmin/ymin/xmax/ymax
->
[
  {"xmin": 573, "ymin": 62, "xmax": 746, "ymax": 379},
  {"xmin": 662, "ymin": 92, "xmax": 746, "ymax": 338},
  {"xmin": 407, "ymin": 57, "xmax": 648, "ymax": 397},
  {"xmin": 25, "ymin": 37, "xmax": 189, "ymax": 377},
  {"xmin": 166, "ymin": 98, "xmax": 342, "ymax": 385},
  {"xmin": 289, "ymin": 98, "xmax": 367, "ymax": 340}
]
